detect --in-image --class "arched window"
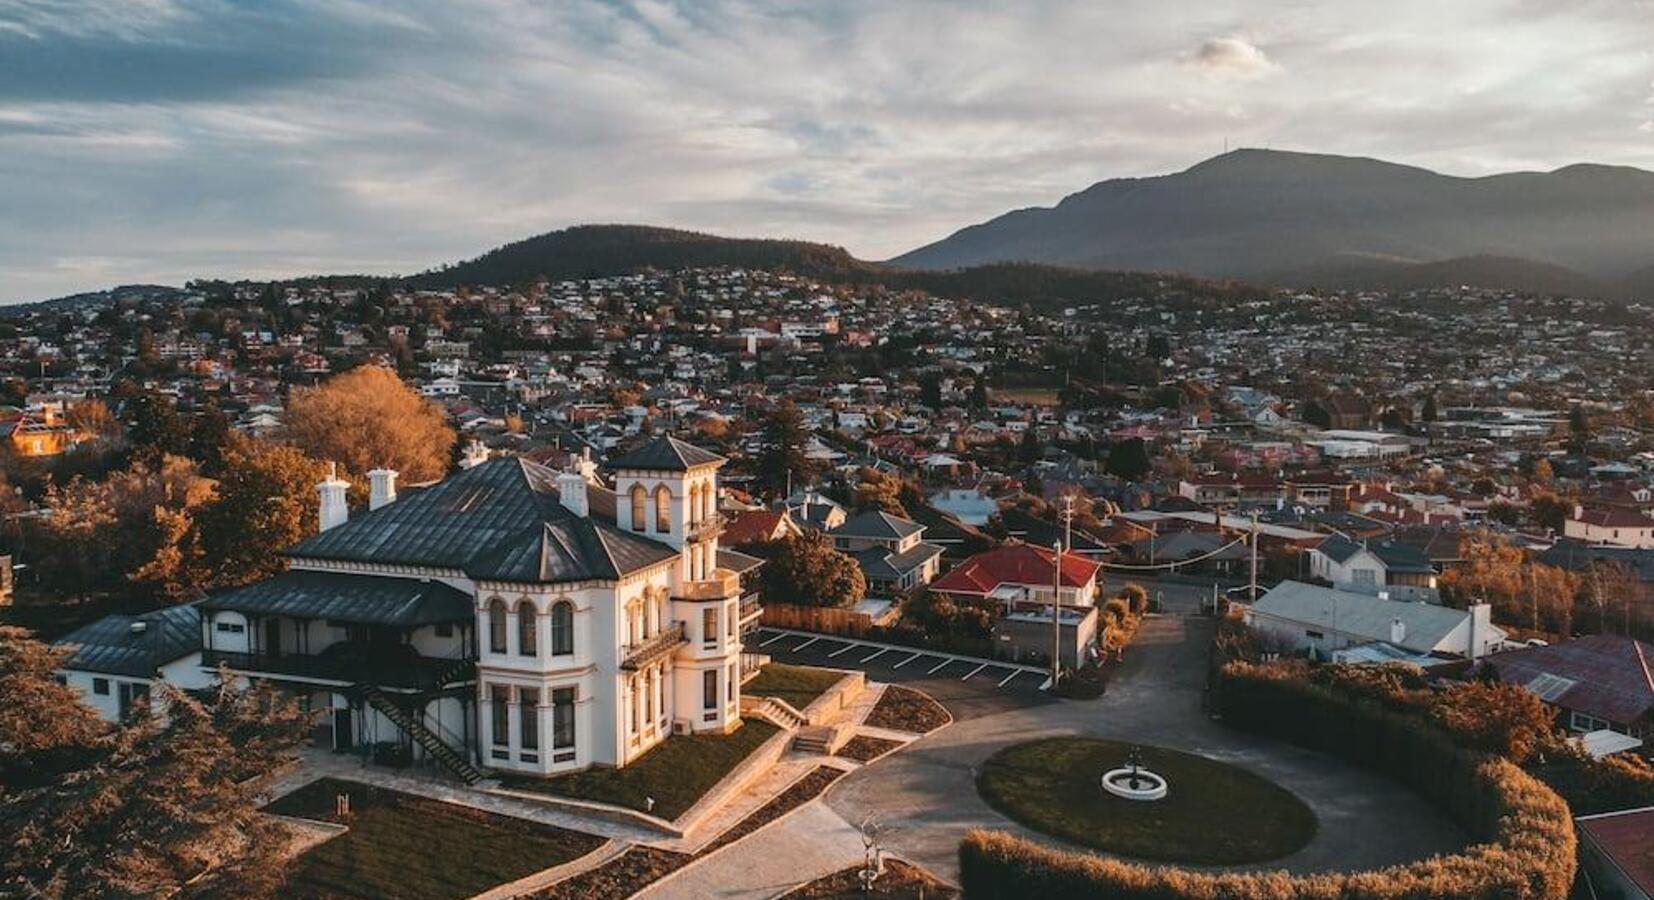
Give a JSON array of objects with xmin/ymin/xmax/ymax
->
[
  {"xmin": 487, "ymin": 599, "xmax": 507, "ymax": 653},
  {"xmin": 550, "ymin": 601, "xmax": 573, "ymax": 656},
  {"xmin": 629, "ymin": 485, "xmax": 647, "ymax": 532},
  {"xmin": 701, "ymin": 480, "xmax": 715, "ymax": 523},
  {"xmin": 516, "ymin": 600, "xmax": 537, "ymax": 657},
  {"xmin": 687, "ymin": 484, "xmax": 700, "ymax": 526},
  {"xmin": 654, "ymin": 484, "xmax": 671, "ymax": 533}
]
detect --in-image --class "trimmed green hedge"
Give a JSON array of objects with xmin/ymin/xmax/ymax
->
[{"xmin": 958, "ymin": 662, "xmax": 1576, "ymax": 899}]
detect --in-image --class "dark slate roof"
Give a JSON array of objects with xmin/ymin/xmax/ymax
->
[
  {"xmin": 1314, "ymin": 535, "xmax": 1436, "ymax": 574},
  {"xmin": 830, "ymin": 510, "xmax": 925, "ymax": 541},
  {"xmin": 1314, "ymin": 534, "xmax": 1365, "ymax": 564},
  {"xmin": 285, "ymin": 456, "xmax": 677, "ymax": 583},
  {"xmin": 605, "ymin": 435, "xmax": 725, "ymax": 471},
  {"xmin": 201, "ymin": 570, "xmax": 474, "ymax": 626},
  {"xmin": 717, "ymin": 547, "xmax": 765, "ymax": 575},
  {"xmin": 856, "ymin": 542, "xmax": 943, "ymax": 580},
  {"xmin": 56, "ymin": 603, "xmax": 201, "ymax": 678}
]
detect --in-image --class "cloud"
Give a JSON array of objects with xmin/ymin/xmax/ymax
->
[
  {"xmin": 1185, "ymin": 36, "xmax": 1279, "ymax": 79},
  {"xmin": 1, "ymin": 0, "xmax": 1652, "ymax": 302}
]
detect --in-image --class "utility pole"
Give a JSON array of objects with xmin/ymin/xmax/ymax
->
[
  {"xmin": 1248, "ymin": 511, "xmax": 1260, "ymax": 603},
  {"xmin": 1051, "ymin": 540, "xmax": 1063, "ymax": 692},
  {"xmin": 1060, "ymin": 494, "xmax": 1074, "ymax": 556}
]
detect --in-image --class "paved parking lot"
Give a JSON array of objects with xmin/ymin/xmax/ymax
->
[{"xmin": 753, "ymin": 628, "xmax": 1058, "ymax": 721}]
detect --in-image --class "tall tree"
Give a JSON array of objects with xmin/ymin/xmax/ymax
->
[
  {"xmin": 755, "ymin": 531, "xmax": 866, "ymax": 609},
  {"xmin": 283, "ymin": 365, "xmax": 457, "ymax": 483},
  {"xmin": 0, "ymin": 627, "xmax": 104, "ymax": 787},
  {"xmin": 1105, "ymin": 437, "xmax": 1152, "ymax": 481},
  {"xmin": 755, "ymin": 400, "xmax": 818, "ymax": 497},
  {"xmin": 852, "ymin": 467, "xmax": 908, "ymax": 517},
  {"xmin": 196, "ymin": 436, "xmax": 328, "ymax": 588}
]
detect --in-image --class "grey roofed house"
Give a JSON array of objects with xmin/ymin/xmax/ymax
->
[
  {"xmin": 201, "ymin": 570, "xmax": 473, "ymax": 627},
  {"xmin": 854, "ymin": 541, "xmax": 944, "ymax": 581},
  {"xmin": 1248, "ymin": 579, "xmax": 1503, "ymax": 658},
  {"xmin": 605, "ymin": 434, "xmax": 726, "ymax": 470},
  {"xmin": 829, "ymin": 510, "xmax": 925, "ymax": 542},
  {"xmin": 287, "ymin": 456, "xmax": 678, "ymax": 582},
  {"xmin": 1314, "ymin": 534, "xmax": 1436, "ymax": 574},
  {"xmin": 56, "ymin": 602, "xmax": 202, "ymax": 678}
]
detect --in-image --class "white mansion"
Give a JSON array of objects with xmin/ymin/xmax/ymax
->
[{"xmin": 54, "ymin": 436, "xmax": 763, "ymax": 782}]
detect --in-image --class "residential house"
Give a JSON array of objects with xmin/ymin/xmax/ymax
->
[
  {"xmin": 827, "ymin": 510, "xmax": 943, "ymax": 597},
  {"xmin": 1485, "ymin": 635, "xmax": 1654, "ymax": 741},
  {"xmin": 1246, "ymin": 580, "xmax": 1503, "ymax": 661}
]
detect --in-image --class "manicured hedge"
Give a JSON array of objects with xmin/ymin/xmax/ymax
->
[{"xmin": 957, "ymin": 662, "xmax": 1577, "ymax": 899}]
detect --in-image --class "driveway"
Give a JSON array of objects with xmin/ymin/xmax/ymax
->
[{"xmin": 820, "ymin": 614, "xmax": 1465, "ymax": 882}]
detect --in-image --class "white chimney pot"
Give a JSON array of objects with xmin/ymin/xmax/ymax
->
[
  {"xmin": 318, "ymin": 462, "xmax": 350, "ymax": 532},
  {"xmin": 368, "ymin": 468, "xmax": 398, "ymax": 511}
]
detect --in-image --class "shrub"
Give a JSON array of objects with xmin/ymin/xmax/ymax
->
[{"xmin": 959, "ymin": 661, "xmax": 1578, "ymax": 900}]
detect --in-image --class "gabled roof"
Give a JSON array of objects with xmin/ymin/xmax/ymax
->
[
  {"xmin": 1313, "ymin": 535, "xmax": 1435, "ymax": 574},
  {"xmin": 930, "ymin": 543, "xmax": 1100, "ymax": 596},
  {"xmin": 1250, "ymin": 580, "xmax": 1489, "ymax": 654},
  {"xmin": 829, "ymin": 510, "xmax": 925, "ymax": 541},
  {"xmin": 202, "ymin": 570, "xmax": 473, "ymax": 627},
  {"xmin": 855, "ymin": 541, "xmax": 944, "ymax": 579},
  {"xmin": 286, "ymin": 456, "xmax": 677, "ymax": 583},
  {"xmin": 56, "ymin": 603, "xmax": 201, "ymax": 678},
  {"xmin": 605, "ymin": 434, "xmax": 725, "ymax": 471},
  {"xmin": 1488, "ymin": 634, "xmax": 1654, "ymax": 725}
]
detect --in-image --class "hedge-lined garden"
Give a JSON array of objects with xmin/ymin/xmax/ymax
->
[{"xmin": 957, "ymin": 659, "xmax": 1578, "ymax": 899}]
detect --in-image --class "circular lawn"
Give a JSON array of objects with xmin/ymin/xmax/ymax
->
[{"xmin": 975, "ymin": 738, "xmax": 1317, "ymax": 865}]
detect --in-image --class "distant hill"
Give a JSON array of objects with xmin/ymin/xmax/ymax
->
[
  {"xmin": 1, "ymin": 284, "xmax": 186, "ymax": 318},
  {"xmin": 893, "ymin": 149, "xmax": 1654, "ymax": 298},
  {"xmin": 411, "ymin": 225, "xmax": 864, "ymax": 287},
  {"xmin": 408, "ymin": 224, "xmax": 1261, "ymax": 308}
]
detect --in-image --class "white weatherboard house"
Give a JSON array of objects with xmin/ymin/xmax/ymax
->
[
  {"xmin": 56, "ymin": 436, "xmax": 760, "ymax": 784},
  {"xmin": 1245, "ymin": 580, "xmax": 1504, "ymax": 662}
]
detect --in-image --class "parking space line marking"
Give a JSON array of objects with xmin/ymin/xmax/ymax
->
[
  {"xmin": 860, "ymin": 648, "xmax": 888, "ymax": 663},
  {"xmin": 759, "ymin": 632, "xmax": 788, "ymax": 647},
  {"xmin": 892, "ymin": 652, "xmax": 921, "ymax": 669},
  {"xmin": 997, "ymin": 670, "xmax": 1022, "ymax": 688},
  {"xmin": 827, "ymin": 642, "xmax": 857, "ymax": 657},
  {"xmin": 793, "ymin": 636, "xmax": 820, "ymax": 651},
  {"xmin": 961, "ymin": 663, "xmax": 987, "ymax": 681},
  {"xmin": 927, "ymin": 658, "xmax": 953, "ymax": 675}
]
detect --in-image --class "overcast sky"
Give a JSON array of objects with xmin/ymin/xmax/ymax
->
[{"xmin": 4, "ymin": 0, "xmax": 1654, "ymax": 302}]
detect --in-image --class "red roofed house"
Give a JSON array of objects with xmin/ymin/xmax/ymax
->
[
  {"xmin": 930, "ymin": 543, "xmax": 1102, "ymax": 609},
  {"xmin": 1486, "ymin": 634, "xmax": 1654, "ymax": 741},
  {"xmin": 722, "ymin": 509, "xmax": 801, "ymax": 546},
  {"xmin": 1576, "ymin": 806, "xmax": 1654, "ymax": 900},
  {"xmin": 1566, "ymin": 505, "xmax": 1654, "ymax": 549}
]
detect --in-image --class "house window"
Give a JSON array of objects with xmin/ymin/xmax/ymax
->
[
  {"xmin": 488, "ymin": 599, "xmax": 507, "ymax": 653},
  {"xmin": 1570, "ymin": 711, "xmax": 1610, "ymax": 733},
  {"xmin": 517, "ymin": 601, "xmax": 537, "ymax": 657},
  {"xmin": 654, "ymin": 485, "xmax": 671, "ymax": 532},
  {"xmin": 1305, "ymin": 630, "xmax": 1325, "ymax": 640},
  {"xmin": 1352, "ymin": 569, "xmax": 1376, "ymax": 586},
  {"xmin": 490, "ymin": 685, "xmax": 509, "ymax": 745},
  {"xmin": 703, "ymin": 669, "xmax": 718, "ymax": 710},
  {"xmin": 630, "ymin": 485, "xmax": 647, "ymax": 532},
  {"xmin": 435, "ymin": 623, "xmax": 454, "ymax": 638},
  {"xmin": 727, "ymin": 663, "xmax": 736, "ymax": 703},
  {"xmin": 702, "ymin": 608, "xmax": 718, "ymax": 646},
  {"xmin": 93, "ymin": 677, "xmax": 110, "ymax": 695},
  {"xmin": 552, "ymin": 688, "xmax": 575, "ymax": 749},
  {"xmin": 550, "ymin": 601, "xmax": 573, "ymax": 656},
  {"xmin": 520, "ymin": 688, "xmax": 539, "ymax": 750},
  {"xmin": 215, "ymin": 622, "xmax": 245, "ymax": 634}
]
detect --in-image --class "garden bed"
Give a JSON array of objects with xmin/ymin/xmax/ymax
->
[
  {"xmin": 781, "ymin": 858, "xmax": 957, "ymax": 899},
  {"xmin": 864, "ymin": 685, "xmax": 950, "ymax": 734},
  {"xmin": 837, "ymin": 735, "xmax": 904, "ymax": 763},
  {"xmin": 744, "ymin": 663, "xmax": 848, "ymax": 711},
  {"xmin": 502, "ymin": 720, "xmax": 779, "ymax": 821},
  {"xmin": 265, "ymin": 777, "xmax": 603, "ymax": 900},
  {"xmin": 974, "ymin": 738, "xmax": 1317, "ymax": 865},
  {"xmin": 700, "ymin": 765, "xmax": 843, "ymax": 855}
]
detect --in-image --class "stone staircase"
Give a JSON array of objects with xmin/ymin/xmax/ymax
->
[
  {"xmin": 742, "ymin": 696, "xmax": 808, "ymax": 731},
  {"xmin": 359, "ymin": 684, "xmax": 485, "ymax": 785},
  {"xmin": 792, "ymin": 723, "xmax": 849, "ymax": 755}
]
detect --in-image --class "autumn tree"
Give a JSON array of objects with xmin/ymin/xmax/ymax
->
[
  {"xmin": 283, "ymin": 365, "xmax": 456, "ymax": 484},
  {"xmin": 0, "ymin": 627, "xmax": 105, "ymax": 786},
  {"xmin": 1439, "ymin": 534, "xmax": 1580, "ymax": 635},
  {"xmin": 195, "ymin": 436, "xmax": 328, "ymax": 588},
  {"xmin": 852, "ymin": 466, "xmax": 908, "ymax": 517},
  {"xmin": 751, "ymin": 531, "xmax": 865, "ymax": 609}
]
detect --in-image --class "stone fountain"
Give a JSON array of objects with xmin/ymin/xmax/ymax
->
[{"xmin": 1101, "ymin": 745, "xmax": 1168, "ymax": 801}]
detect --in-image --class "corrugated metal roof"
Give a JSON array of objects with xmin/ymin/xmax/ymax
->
[
  {"xmin": 201, "ymin": 570, "xmax": 473, "ymax": 626},
  {"xmin": 1489, "ymin": 634, "xmax": 1654, "ymax": 725},
  {"xmin": 56, "ymin": 602, "xmax": 201, "ymax": 677},
  {"xmin": 1250, "ymin": 580, "xmax": 1475, "ymax": 653}
]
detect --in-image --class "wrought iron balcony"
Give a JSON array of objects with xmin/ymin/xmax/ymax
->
[
  {"xmin": 201, "ymin": 645, "xmax": 475, "ymax": 692},
  {"xmin": 621, "ymin": 621, "xmax": 687, "ymax": 670},
  {"xmin": 738, "ymin": 592, "xmax": 763, "ymax": 624}
]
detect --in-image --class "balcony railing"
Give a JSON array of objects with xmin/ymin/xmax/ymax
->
[
  {"xmin": 738, "ymin": 592, "xmax": 763, "ymax": 624},
  {"xmin": 686, "ymin": 513, "xmax": 725, "ymax": 542},
  {"xmin": 677, "ymin": 568, "xmax": 741, "ymax": 601},
  {"xmin": 201, "ymin": 645, "xmax": 475, "ymax": 692},
  {"xmin": 621, "ymin": 621, "xmax": 687, "ymax": 670}
]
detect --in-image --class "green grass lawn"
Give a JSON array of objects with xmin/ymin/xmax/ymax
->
[
  {"xmin": 503, "ymin": 719, "xmax": 779, "ymax": 821},
  {"xmin": 743, "ymin": 663, "xmax": 846, "ymax": 711},
  {"xmin": 265, "ymin": 777, "xmax": 603, "ymax": 900},
  {"xmin": 975, "ymin": 738, "xmax": 1317, "ymax": 865}
]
